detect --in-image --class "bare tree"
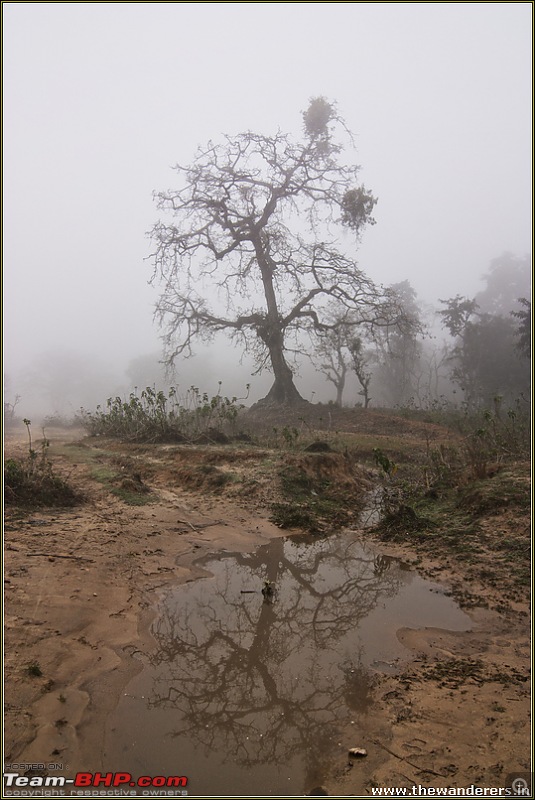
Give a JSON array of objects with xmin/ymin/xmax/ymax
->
[
  {"xmin": 440, "ymin": 295, "xmax": 530, "ymax": 407},
  {"xmin": 411, "ymin": 339, "xmax": 451, "ymax": 406},
  {"xmin": 149, "ymin": 98, "xmax": 395, "ymax": 406},
  {"xmin": 349, "ymin": 336, "xmax": 374, "ymax": 408},
  {"xmin": 4, "ymin": 394, "xmax": 22, "ymax": 426},
  {"xmin": 371, "ymin": 281, "xmax": 423, "ymax": 407},
  {"xmin": 313, "ymin": 311, "xmax": 354, "ymax": 406},
  {"xmin": 313, "ymin": 288, "xmax": 416, "ymax": 408}
]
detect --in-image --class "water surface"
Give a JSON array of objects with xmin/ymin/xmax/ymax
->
[{"xmin": 105, "ymin": 532, "xmax": 471, "ymax": 796}]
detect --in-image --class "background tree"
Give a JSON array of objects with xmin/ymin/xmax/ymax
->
[
  {"xmin": 312, "ymin": 307, "xmax": 360, "ymax": 406},
  {"xmin": 511, "ymin": 298, "xmax": 531, "ymax": 358},
  {"xmin": 410, "ymin": 339, "xmax": 452, "ymax": 407},
  {"xmin": 438, "ymin": 294, "xmax": 479, "ymax": 340},
  {"xmin": 313, "ymin": 282, "xmax": 421, "ymax": 408},
  {"xmin": 348, "ymin": 336, "xmax": 374, "ymax": 408},
  {"xmin": 149, "ymin": 98, "xmax": 398, "ymax": 406},
  {"xmin": 439, "ymin": 295, "xmax": 529, "ymax": 407},
  {"xmin": 125, "ymin": 352, "xmax": 174, "ymax": 393},
  {"xmin": 475, "ymin": 252, "xmax": 531, "ymax": 316},
  {"xmin": 371, "ymin": 280, "xmax": 423, "ymax": 407},
  {"xmin": 18, "ymin": 350, "xmax": 121, "ymax": 420},
  {"xmin": 314, "ymin": 322, "xmax": 351, "ymax": 407},
  {"xmin": 3, "ymin": 374, "xmax": 22, "ymax": 427}
]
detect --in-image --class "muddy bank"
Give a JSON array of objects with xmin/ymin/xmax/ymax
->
[
  {"xmin": 4, "ymin": 434, "xmax": 289, "ymax": 775},
  {"xmin": 3, "ymin": 425, "xmax": 531, "ymax": 796}
]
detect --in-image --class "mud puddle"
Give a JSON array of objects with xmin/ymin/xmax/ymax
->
[{"xmin": 104, "ymin": 531, "xmax": 471, "ymax": 796}]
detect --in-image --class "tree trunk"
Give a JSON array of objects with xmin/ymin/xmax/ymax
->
[
  {"xmin": 335, "ymin": 368, "xmax": 347, "ymax": 407},
  {"xmin": 262, "ymin": 375, "xmax": 305, "ymax": 405},
  {"xmin": 254, "ymin": 328, "xmax": 306, "ymax": 406},
  {"xmin": 259, "ymin": 345, "xmax": 306, "ymax": 406},
  {"xmin": 254, "ymin": 240, "xmax": 307, "ymax": 406}
]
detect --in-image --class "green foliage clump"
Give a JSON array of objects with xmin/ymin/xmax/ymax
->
[
  {"xmin": 461, "ymin": 398, "xmax": 531, "ymax": 464},
  {"xmin": 373, "ymin": 447, "xmax": 397, "ymax": 476},
  {"xmin": 80, "ymin": 385, "xmax": 246, "ymax": 443}
]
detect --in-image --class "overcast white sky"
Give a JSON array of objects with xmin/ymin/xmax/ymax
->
[{"xmin": 3, "ymin": 2, "xmax": 532, "ymax": 406}]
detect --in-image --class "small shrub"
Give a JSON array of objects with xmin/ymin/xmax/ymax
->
[
  {"xmin": 270, "ymin": 503, "xmax": 320, "ymax": 532},
  {"xmin": 373, "ymin": 447, "xmax": 398, "ymax": 476},
  {"xmin": 111, "ymin": 486, "xmax": 156, "ymax": 506},
  {"xmin": 80, "ymin": 385, "xmax": 247, "ymax": 443},
  {"xmin": 4, "ymin": 421, "xmax": 82, "ymax": 507},
  {"xmin": 377, "ymin": 503, "xmax": 433, "ymax": 541},
  {"xmin": 27, "ymin": 661, "xmax": 43, "ymax": 677},
  {"xmin": 373, "ymin": 396, "xmax": 530, "ymax": 536}
]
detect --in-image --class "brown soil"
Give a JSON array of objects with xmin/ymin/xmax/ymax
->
[{"xmin": 3, "ymin": 411, "xmax": 531, "ymax": 795}]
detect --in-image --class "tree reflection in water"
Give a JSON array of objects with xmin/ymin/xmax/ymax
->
[{"xmin": 147, "ymin": 533, "xmax": 401, "ymax": 787}]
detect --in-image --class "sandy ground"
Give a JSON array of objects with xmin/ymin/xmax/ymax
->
[
  {"xmin": 324, "ymin": 571, "xmax": 530, "ymax": 795},
  {"xmin": 3, "ymin": 423, "xmax": 531, "ymax": 796}
]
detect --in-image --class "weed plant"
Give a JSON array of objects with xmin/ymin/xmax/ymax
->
[
  {"xmin": 379, "ymin": 396, "xmax": 529, "ymax": 502},
  {"xmin": 396, "ymin": 395, "xmax": 530, "ymax": 462},
  {"xmin": 4, "ymin": 420, "xmax": 81, "ymax": 507},
  {"xmin": 372, "ymin": 398, "xmax": 531, "ymax": 588},
  {"xmin": 80, "ymin": 385, "xmax": 246, "ymax": 443}
]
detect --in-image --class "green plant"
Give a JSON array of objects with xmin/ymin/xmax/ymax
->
[
  {"xmin": 111, "ymin": 485, "xmax": 157, "ymax": 506},
  {"xmin": 281, "ymin": 426, "xmax": 299, "ymax": 447},
  {"xmin": 80, "ymin": 385, "xmax": 246, "ymax": 443},
  {"xmin": 375, "ymin": 398, "xmax": 530, "ymax": 510},
  {"xmin": 27, "ymin": 660, "xmax": 42, "ymax": 677},
  {"xmin": 88, "ymin": 458, "xmax": 157, "ymax": 506},
  {"xmin": 4, "ymin": 421, "xmax": 81, "ymax": 507},
  {"xmin": 461, "ymin": 398, "xmax": 530, "ymax": 471},
  {"xmin": 373, "ymin": 447, "xmax": 398, "ymax": 476}
]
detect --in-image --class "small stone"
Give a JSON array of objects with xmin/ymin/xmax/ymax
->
[{"xmin": 348, "ymin": 747, "xmax": 368, "ymax": 758}]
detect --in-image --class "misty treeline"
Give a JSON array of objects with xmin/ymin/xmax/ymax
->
[
  {"xmin": 4, "ymin": 100, "xmax": 530, "ymax": 423},
  {"xmin": 140, "ymin": 251, "xmax": 530, "ymax": 412},
  {"xmin": 312, "ymin": 252, "xmax": 531, "ymax": 411},
  {"xmin": 4, "ymin": 250, "xmax": 529, "ymax": 425}
]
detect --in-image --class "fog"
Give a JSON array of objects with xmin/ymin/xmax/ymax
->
[{"xmin": 3, "ymin": 3, "xmax": 532, "ymax": 418}]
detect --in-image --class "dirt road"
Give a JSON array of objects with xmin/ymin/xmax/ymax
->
[{"xmin": 3, "ymin": 420, "xmax": 531, "ymax": 795}]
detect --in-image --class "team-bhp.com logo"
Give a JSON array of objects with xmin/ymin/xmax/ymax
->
[{"xmin": 4, "ymin": 773, "xmax": 188, "ymax": 790}]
